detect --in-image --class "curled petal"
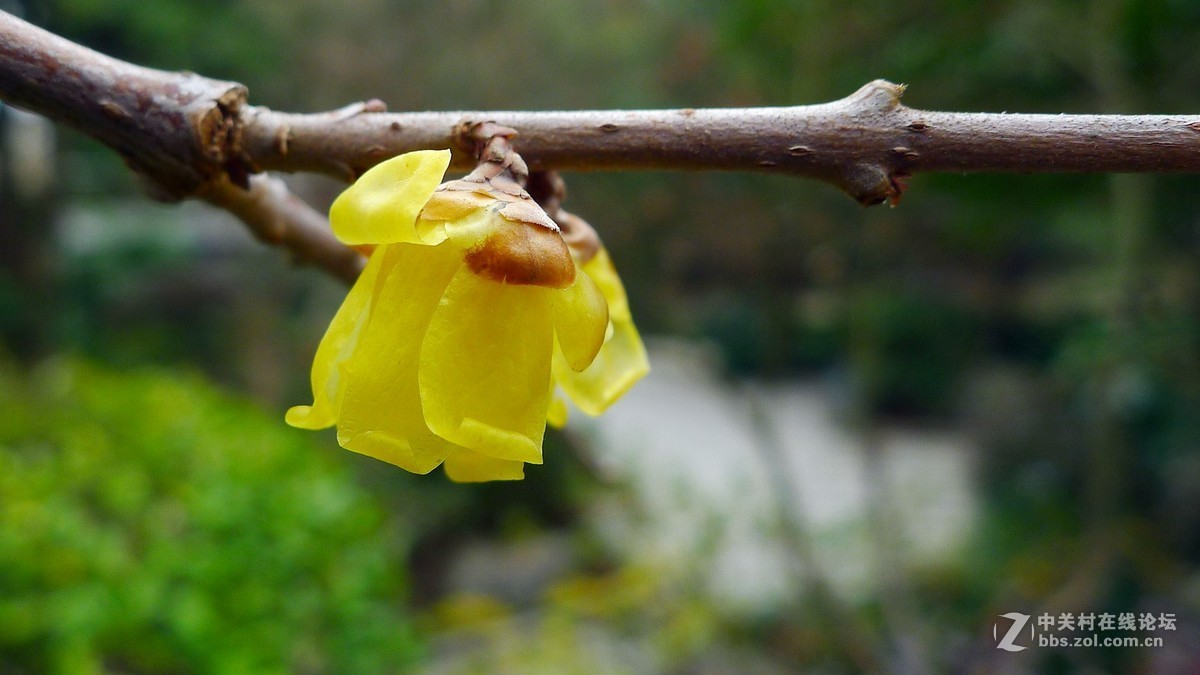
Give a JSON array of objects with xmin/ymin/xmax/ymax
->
[
  {"xmin": 330, "ymin": 149, "xmax": 450, "ymax": 246},
  {"xmin": 285, "ymin": 246, "xmax": 389, "ymax": 430},
  {"xmin": 335, "ymin": 243, "xmax": 464, "ymax": 474},
  {"xmin": 583, "ymin": 248, "xmax": 632, "ymax": 321},
  {"xmin": 551, "ymin": 266, "xmax": 609, "ymax": 372},
  {"xmin": 554, "ymin": 248, "xmax": 649, "ymax": 415},
  {"xmin": 419, "ymin": 266, "xmax": 554, "ymax": 463},
  {"xmin": 554, "ymin": 319, "xmax": 648, "ymax": 416},
  {"xmin": 443, "ymin": 448, "xmax": 525, "ymax": 482}
]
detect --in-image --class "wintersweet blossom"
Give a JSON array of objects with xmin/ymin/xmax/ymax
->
[{"xmin": 286, "ymin": 149, "xmax": 647, "ymax": 481}]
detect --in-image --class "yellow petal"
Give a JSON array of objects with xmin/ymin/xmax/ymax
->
[
  {"xmin": 554, "ymin": 319, "xmax": 649, "ymax": 416},
  {"xmin": 441, "ymin": 207, "xmax": 503, "ymax": 252},
  {"xmin": 330, "ymin": 149, "xmax": 451, "ymax": 246},
  {"xmin": 285, "ymin": 246, "xmax": 387, "ymax": 430},
  {"xmin": 335, "ymin": 242, "xmax": 465, "ymax": 474},
  {"xmin": 583, "ymin": 248, "xmax": 632, "ymax": 321},
  {"xmin": 547, "ymin": 395, "xmax": 569, "ymax": 429},
  {"xmin": 551, "ymin": 264, "xmax": 609, "ymax": 372},
  {"xmin": 553, "ymin": 249, "xmax": 649, "ymax": 416},
  {"xmin": 419, "ymin": 266, "xmax": 554, "ymax": 463},
  {"xmin": 443, "ymin": 449, "xmax": 525, "ymax": 482},
  {"xmin": 546, "ymin": 373, "xmax": 568, "ymax": 429}
]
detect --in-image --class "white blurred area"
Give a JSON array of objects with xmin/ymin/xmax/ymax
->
[
  {"xmin": 574, "ymin": 339, "xmax": 978, "ymax": 612},
  {"xmin": 3, "ymin": 106, "xmax": 55, "ymax": 200}
]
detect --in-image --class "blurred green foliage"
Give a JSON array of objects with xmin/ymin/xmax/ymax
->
[
  {"xmin": 27, "ymin": 0, "xmax": 286, "ymax": 98},
  {"xmin": 0, "ymin": 360, "xmax": 423, "ymax": 674}
]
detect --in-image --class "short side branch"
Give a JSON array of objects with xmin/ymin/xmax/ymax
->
[{"xmin": 199, "ymin": 174, "xmax": 365, "ymax": 284}]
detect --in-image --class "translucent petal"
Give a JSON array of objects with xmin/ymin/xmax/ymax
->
[
  {"xmin": 440, "ymin": 207, "xmax": 501, "ymax": 251},
  {"xmin": 553, "ymin": 249, "xmax": 649, "ymax": 416},
  {"xmin": 583, "ymin": 248, "xmax": 632, "ymax": 321},
  {"xmin": 443, "ymin": 449, "xmax": 525, "ymax": 482},
  {"xmin": 554, "ymin": 318, "xmax": 649, "ymax": 416},
  {"xmin": 547, "ymin": 395, "xmax": 569, "ymax": 429},
  {"xmin": 285, "ymin": 246, "xmax": 388, "ymax": 430},
  {"xmin": 330, "ymin": 149, "xmax": 450, "ymax": 246},
  {"xmin": 550, "ymin": 264, "xmax": 609, "ymax": 372},
  {"xmin": 335, "ymin": 242, "xmax": 465, "ymax": 474},
  {"xmin": 419, "ymin": 266, "xmax": 554, "ymax": 463}
]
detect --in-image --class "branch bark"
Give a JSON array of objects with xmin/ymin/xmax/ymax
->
[
  {"xmin": 4, "ymin": 9, "xmax": 1200, "ymax": 282},
  {"xmin": 244, "ymin": 87, "xmax": 1200, "ymax": 206}
]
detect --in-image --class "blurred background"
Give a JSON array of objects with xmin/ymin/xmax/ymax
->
[{"xmin": 2, "ymin": 0, "xmax": 1199, "ymax": 672}]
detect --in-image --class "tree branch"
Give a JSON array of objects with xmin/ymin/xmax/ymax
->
[
  {"xmin": 245, "ymin": 83, "xmax": 1200, "ymax": 206},
  {"xmin": 5, "ymin": 9, "xmax": 1200, "ymax": 283}
]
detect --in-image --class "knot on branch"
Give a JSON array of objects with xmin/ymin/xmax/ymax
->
[
  {"xmin": 832, "ymin": 163, "xmax": 906, "ymax": 206},
  {"xmin": 817, "ymin": 79, "xmax": 913, "ymax": 205},
  {"xmin": 841, "ymin": 79, "xmax": 907, "ymax": 115},
  {"xmin": 193, "ymin": 83, "xmax": 251, "ymax": 191},
  {"xmin": 112, "ymin": 75, "xmax": 252, "ymax": 202}
]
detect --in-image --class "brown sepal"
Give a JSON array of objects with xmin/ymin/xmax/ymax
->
[{"xmin": 465, "ymin": 221, "xmax": 575, "ymax": 288}]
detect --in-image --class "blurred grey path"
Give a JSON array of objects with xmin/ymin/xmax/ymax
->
[{"xmin": 576, "ymin": 340, "xmax": 977, "ymax": 611}]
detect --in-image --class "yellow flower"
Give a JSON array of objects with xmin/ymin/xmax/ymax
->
[{"xmin": 286, "ymin": 150, "xmax": 647, "ymax": 482}]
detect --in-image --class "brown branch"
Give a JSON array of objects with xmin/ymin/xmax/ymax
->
[
  {"xmin": 244, "ymin": 83, "xmax": 1200, "ymax": 206},
  {"xmin": 199, "ymin": 174, "xmax": 365, "ymax": 284},
  {"xmin": 6, "ymin": 10, "xmax": 1200, "ymax": 283},
  {"xmin": 0, "ymin": 10, "xmax": 246, "ymax": 199},
  {"xmin": 0, "ymin": 11, "xmax": 360, "ymax": 279}
]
